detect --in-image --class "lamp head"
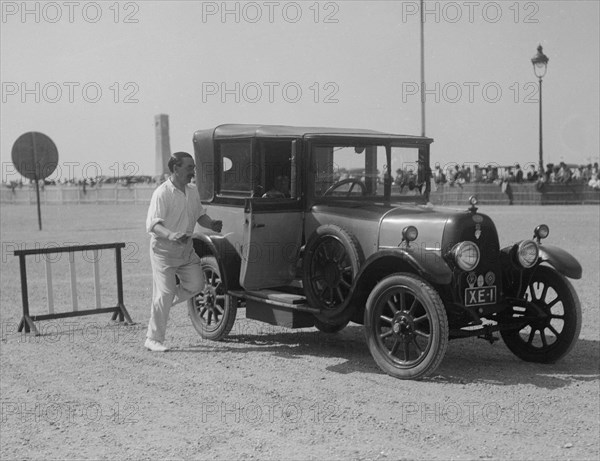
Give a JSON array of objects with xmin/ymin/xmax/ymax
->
[{"xmin": 531, "ymin": 44, "xmax": 549, "ymax": 79}]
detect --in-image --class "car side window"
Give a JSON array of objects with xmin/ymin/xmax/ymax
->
[
  {"xmin": 259, "ymin": 140, "xmax": 293, "ymax": 198},
  {"xmin": 218, "ymin": 141, "xmax": 254, "ymax": 197},
  {"xmin": 313, "ymin": 144, "xmax": 424, "ymax": 199}
]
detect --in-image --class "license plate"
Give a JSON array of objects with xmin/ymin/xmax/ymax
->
[{"xmin": 465, "ymin": 286, "xmax": 497, "ymax": 306}]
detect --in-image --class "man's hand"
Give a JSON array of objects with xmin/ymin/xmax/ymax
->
[
  {"xmin": 152, "ymin": 223, "xmax": 190, "ymax": 243},
  {"xmin": 168, "ymin": 232, "xmax": 190, "ymax": 243},
  {"xmin": 197, "ymin": 215, "xmax": 222, "ymax": 233}
]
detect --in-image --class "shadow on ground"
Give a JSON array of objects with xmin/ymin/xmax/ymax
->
[{"xmin": 178, "ymin": 323, "xmax": 600, "ymax": 388}]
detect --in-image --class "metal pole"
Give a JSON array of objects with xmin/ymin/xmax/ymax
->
[
  {"xmin": 31, "ymin": 133, "xmax": 42, "ymax": 230},
  {"xmin": 18, "ymin": 255, "xmax": 30, "ymax": 333},
  {"xmin": 538, "ymin": 77, "xmax": 543, "ymax": 175},
  {"xmin": 420, "ymin": 0, "xmax": 426, "ymax": 137}
]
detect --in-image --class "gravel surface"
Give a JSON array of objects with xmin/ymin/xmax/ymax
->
[{"xmin": 1, "ymin": 204, "xmax": 598, "ymax": 460}]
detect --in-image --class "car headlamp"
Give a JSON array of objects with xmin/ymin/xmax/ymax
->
[
  {"xmin": 452, "ymin": 241, "xmax": 480, "ymax": 271},
  {"xmin": 468, "ymin": 195, "xmax": 478, "ymax": 213},
  {"xmin": 402, "ymin": 226, "xmax": 418, "ymax": 243},
  {"xmin": 517, "ymin": 240, "xmax": 539, "ymax": 268},
  {"xmin": 534, "ymin": 224, "xmax": 549, "ymax": 242}
]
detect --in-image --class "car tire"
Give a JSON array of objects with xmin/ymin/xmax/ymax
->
[
  {"xmin": 364, "ymin": 273, "xmax": 448, "ymax": 380},
  {"xmin": 188, "ymin": 256, "xmax": 237, "ymax": 341},
  {"xmin": 501, "ymin": 266, "xmax": 581, "ymax": 363},
  {"xmin": 302, "ymin": 224, "xmax": 363, "ymax": 319}
]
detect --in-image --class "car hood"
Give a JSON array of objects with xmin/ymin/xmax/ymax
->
[
  {"xmin": 378, "ymin": 204, "xmax": 458, "ymax": 250},
  {"xmin": 312, "ymin": 202, "xmax": 464, "ymax": 251}
]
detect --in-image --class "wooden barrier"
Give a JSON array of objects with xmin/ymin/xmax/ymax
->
[{"xmin": 14, "ymin": 243, "xmax": 133, "ymax": 335}]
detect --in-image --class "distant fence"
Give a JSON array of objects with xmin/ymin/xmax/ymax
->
[
  {"xmin": 0, "ymin": 184, "xmax": 156, "ymax": 205},
  {"xmin": 1, "ymin": 182, "xmax": 598, "ymax": 205}
]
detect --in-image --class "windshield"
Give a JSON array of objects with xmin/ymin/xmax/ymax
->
[{"xmin": 313, "ymin": 144, "xmax": 427, "ymax": 201}]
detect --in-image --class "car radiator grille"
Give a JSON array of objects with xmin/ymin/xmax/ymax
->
[{"xmin": 455, "ymin": 224, "xmax": 502, "ymax": 306}]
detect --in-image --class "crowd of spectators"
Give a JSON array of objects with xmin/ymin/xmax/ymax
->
[
  {"xmin": 432, "ymin": 162, "xmax": 600, "ymax": 190},
  {"xmin": 3, "ymin": 163, "xmax": 600, "ymax": 192},
  {"xmin": 540, "ymin": 162, "xmax": 600, "ymax": 189}
]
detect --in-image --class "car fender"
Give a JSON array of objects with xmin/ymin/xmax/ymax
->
[
  {"xmin": 538, "ymin": 244, "xmax": 582, "ymax": 280},
  {"xmin": 501, "ymin": 243, "xmax": 582, "ymax": 280},
  {"xmin": 192, "ymin": 233, "xmax": 242, "ymax": 290},
  {"xmin": 355, "ymin": 248, "xmax": 453, "ymax": 286}
]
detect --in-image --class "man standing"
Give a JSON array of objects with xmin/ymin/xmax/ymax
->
[
  {"xmin": 145, "ymin": 152, "xmax": 222, "ymax": 352},
  {"xmin": 526, "ymin": 164, "xmax": 538, "ymax": 182},
  {"xmin": 514, "ymin": 164, "xmax": 524, "ymax": 183}
]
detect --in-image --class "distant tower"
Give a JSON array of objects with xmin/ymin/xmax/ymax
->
[{"xmin": 154, "ymin": 114, "xmax": 171, "ymax": 176}]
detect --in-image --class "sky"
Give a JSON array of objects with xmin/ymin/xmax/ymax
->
[{"xmin": 1, "ymin": 0, "xmax": 599, "ymax": 181}]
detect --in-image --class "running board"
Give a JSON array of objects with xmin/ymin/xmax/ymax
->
[
  {"xmin": 228, "ymin": 289, "xmax": 318, "ymax": 329},
  {"xmin": 228, "ymin": 289, "xmax": 320, "ymax": 313}
]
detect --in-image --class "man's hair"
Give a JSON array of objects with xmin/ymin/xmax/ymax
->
[{"xmin": 167, "ymin": 152, "xmax": 193, "ymax": 173}]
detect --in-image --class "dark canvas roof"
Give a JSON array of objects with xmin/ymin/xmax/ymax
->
[{"xmin": 202, "ymin": 124, "xmax": 433, "ymax": 143}]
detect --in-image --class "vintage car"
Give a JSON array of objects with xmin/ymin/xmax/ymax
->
[{"xmin": 187, "ymin": 124, "xmax": 582, "ymax": 380}]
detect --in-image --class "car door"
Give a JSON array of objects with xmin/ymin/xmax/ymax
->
[{"xmin": 239, "ymin": 198, "xmax": 304, "ymax": 290}]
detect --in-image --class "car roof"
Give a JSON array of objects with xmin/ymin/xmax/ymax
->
[{"xmin": 202, "ymin": 124, "xmax": 433, "ymax": 143}]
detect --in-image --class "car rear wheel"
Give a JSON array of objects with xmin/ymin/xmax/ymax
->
[
  {"xmin": 188, "ymin": 256, "xmax": 237, "ymax": 341},
  {"xmin": 364, "ymin": 273, "xmax": 448, "ymax": 380},
  {"xmin": 501, "ymin": 266, "xmax": 581, "ymax": 363}
]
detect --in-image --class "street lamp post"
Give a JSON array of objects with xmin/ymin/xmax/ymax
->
[{"xmin": 531, "ymin": 45, "xmax": 549, "ymax": 176}]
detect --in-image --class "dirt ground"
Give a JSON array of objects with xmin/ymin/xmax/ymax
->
[{"xmin": 1, "ymin": 204, "xmax": 599, "ymax": 460}]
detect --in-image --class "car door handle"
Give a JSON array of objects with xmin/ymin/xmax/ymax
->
[{"xmin": 252, "ymin": 223, "xmax": 265, "ymax": 229}]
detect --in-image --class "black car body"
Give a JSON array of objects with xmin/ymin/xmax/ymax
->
[{"xmin": 187, "ymin": 124, "xmax": 582, "ymax": 379}]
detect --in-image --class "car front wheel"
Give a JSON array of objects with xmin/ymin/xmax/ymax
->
[
  {"xmin": 188, "ymin": 256, "xmax": 237, "ymax": 341},
  {"xmin": 364, "ymin": 273, "xmax": 448, "ymax": 380},
  {"xmin": 501, "ymin": 265, "xmax": 581, "ymax": 363}
]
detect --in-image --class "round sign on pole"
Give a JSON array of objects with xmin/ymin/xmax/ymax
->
[
  {"xmin": 11, "ymin": 132, "xmax": 59, "ymax": 231},
  {"xmin": 11, "ymin": 132, "xmax": 59, "ymax": 180}
]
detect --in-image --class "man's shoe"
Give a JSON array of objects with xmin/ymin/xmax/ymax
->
[{"xmin": 144, "ymin": 338, "xmax": 169, "ymax": 352}]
